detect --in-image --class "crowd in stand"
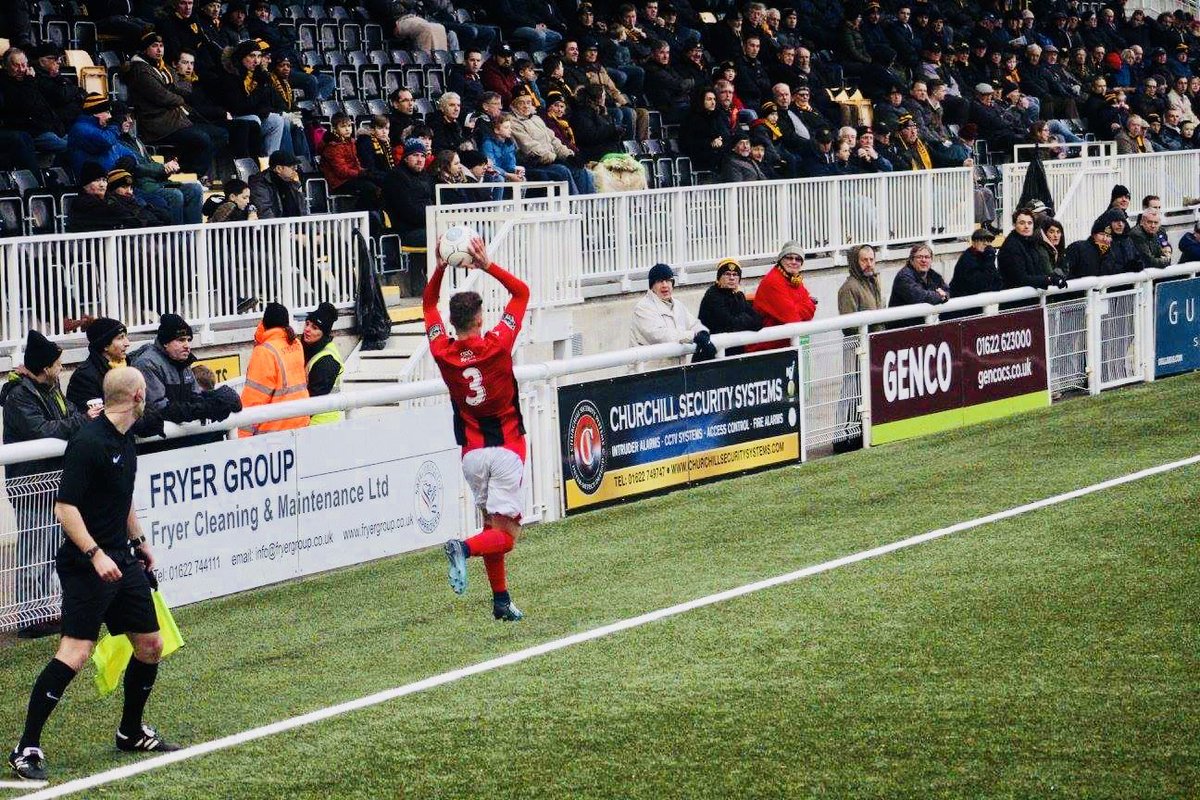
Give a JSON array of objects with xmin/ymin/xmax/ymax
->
[{"xmin": 4, "ymin": 1, "xmax": 1200, "ymax": 239}]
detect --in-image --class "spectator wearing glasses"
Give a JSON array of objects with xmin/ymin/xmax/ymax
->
[
  {"xmin": 0, "ymin": 47, "xmax": 70, "ymax": 157},
  {"xmin": 887, "ymin": 243, "xmax": 949, "ymax": 328},
  {"xmin": 698, "ymin": 258, "xmax": 762, "ymax": 356},
  {"xmin": 746, "ymin": 242, "xmax": 817, "ymax": 352}
]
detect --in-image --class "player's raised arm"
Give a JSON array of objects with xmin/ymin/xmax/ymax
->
[{"xmin": 422, "ymin": 245, "xmax": 449, "ymax": 337}]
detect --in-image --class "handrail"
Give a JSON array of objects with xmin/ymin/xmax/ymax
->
[{"xmin": 4, "ymin": 262, "xmax": 1196, "ymax": 468}]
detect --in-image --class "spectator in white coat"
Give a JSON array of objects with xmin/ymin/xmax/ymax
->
[{"xmin": 630, "ymin": 262, "xmax": 716, "ymax": 369}]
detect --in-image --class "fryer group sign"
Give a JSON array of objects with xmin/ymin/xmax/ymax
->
[{"xmin": 870, "ymin": 308, "xmax": 1050, "ymax": 444}]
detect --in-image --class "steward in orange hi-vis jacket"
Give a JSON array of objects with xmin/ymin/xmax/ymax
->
[{"xmin": 238, "ymin": 302, "xmax": 310, "ymax": 437}]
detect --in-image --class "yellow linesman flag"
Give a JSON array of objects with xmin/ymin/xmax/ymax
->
[{"xmin": 92, "ymin": 590, "xmax": 185, "ymax": 697}]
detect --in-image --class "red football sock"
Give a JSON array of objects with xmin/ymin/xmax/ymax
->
[
  {"xmin": 483, "ymin": 554, "xmax": 507, "ymax": 593},
  {"xmin": 464, "ymin": 527, "xmax": 514, "ymax": 557}
]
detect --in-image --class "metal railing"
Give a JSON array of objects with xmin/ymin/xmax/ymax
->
[
  {"xmin": 1001, "ymin": 149, "xmax": 1200, "ymax": 242},
  {"xmin": 569, "ymin": 168, "xmax": 974, "ymax": 285},
  {"xmin": 0, "ymin": 212, "xmax": 369, "ymax": 355},
  {"xmin": 2, "ymin": 264, "xmax": 1196, "ymax": 631}
]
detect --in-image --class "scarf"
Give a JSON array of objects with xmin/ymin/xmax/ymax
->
[
  {"xmin": 371, "ymin": 135, "xmax": 394, "ymax": 168},
  {"xmin": 549, "ymin": 115, "xmax": 577, "ymax": 149},
  {"xmin": 136, "ymin": 54, "xmax": 175, "ymax": 86},
  {"xmin": 754, "ymin": 118, "xmax": 782, "ymax": 141},
  {"xmin": 243, "ymin": 69, "xmax": 259, "ymax": 96},
  {"xmin": 269, "ymin": 71, "xmax": 293, "ymax": 109},
  {"xmin": 911, "ymin": 137, "xmax": 932, "ymax": 169}
]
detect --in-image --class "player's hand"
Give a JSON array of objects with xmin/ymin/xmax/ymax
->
[
  {"xmin": 93, "ymin": 551, "xmax": 122, "ymax": 582},
  {"xmin": 135, "ymin": 543, "xmax": 156, "ymax": 571},
  {"xmin": 466, "ymin": 235, "xmax": 489, "ymax": 269}
]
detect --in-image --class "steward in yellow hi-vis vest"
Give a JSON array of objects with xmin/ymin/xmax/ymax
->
[
  {"xmin": 301, "ymin": 302, "xmax": 344, "ymax": 425},
  {"xmin": 239, "ymin": 302, "xmax": 310, "ymax": 437}
]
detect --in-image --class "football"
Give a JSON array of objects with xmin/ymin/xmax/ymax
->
[{"xmin": 438, "ymin": 225, "xmax": 480, "ymax": 268}]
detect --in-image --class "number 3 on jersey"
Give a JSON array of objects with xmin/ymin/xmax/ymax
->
[{"xmin": 462, "ymin": 367, "xmax": 487, "ymax": 406}]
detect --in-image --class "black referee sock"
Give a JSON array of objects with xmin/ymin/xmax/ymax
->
[
  {"xmin": 19, "ymin": 658, "xmax": 76, "ymax": 751},
  {"xmin": 119, "ymin": 658, "xmax": 159, "ymax": 737}
]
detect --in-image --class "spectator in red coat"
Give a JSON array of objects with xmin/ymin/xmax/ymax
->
[
  {"xmin": 317, "ymin": 112, "xmax": 381, "ymax": 208},
  {"xmin": 481, "ymin": 44, "xmax": 519, "ymax": 107},
  {"xmin": 746, "ymin": 241, "xmax": 817, "ymax": 352}
]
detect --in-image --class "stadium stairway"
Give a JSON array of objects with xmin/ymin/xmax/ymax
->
[{"xmin": 340, "ymin": 291, "xmax": 425, "ymax": 404}]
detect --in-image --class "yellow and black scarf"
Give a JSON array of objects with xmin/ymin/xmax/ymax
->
[
  {"xmin": 269, "ymin": 71, "xmax": 293, "ymax": 109},
  {"xmin": 370, "ymin": 135, "xmax": 394, "ymax": 168}
]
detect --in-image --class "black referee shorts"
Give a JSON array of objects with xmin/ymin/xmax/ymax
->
[{"xmin": 57, "ymin": 556, "xmax": 159, "ymax": 642}]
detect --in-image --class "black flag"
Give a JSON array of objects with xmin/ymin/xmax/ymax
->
[
  {"xmin": 354, "ymin": 231, "xmax": 392, "ymax": 351},
  {"xmin": 1018, "ymin": 145, "xmax": 1054, "ymax": 212}
]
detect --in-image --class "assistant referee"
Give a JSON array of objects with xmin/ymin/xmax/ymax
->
[{"xmin": 9, "ymin": 368, "xmax": 180, "ymax": 783}]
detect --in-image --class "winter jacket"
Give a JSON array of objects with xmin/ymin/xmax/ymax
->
[
  {"xmin": 129, "ymin": 342, "xmax": 219, "ymax": 424},
  {"xmin": 481, "ymin": 58, "xmax": 518, "ymax": 105},
  {"xmin": 382, "ymin": 162, "xmax": 434, "ymax": 232},
  {"xmin": 643, "ymin": 61, "xmax": 694, "ymax": 114},
  {"xmin": 999, "ymin": 231, "xmax": 1053, "ymax": 290},
  {"xmin": 1178, "ymin": 231, "xmax": 1200, "ymax": 263},
  {"xmin": 1130, "ymin": 224, "xmax": 1171, "ymax": 269},
  {"xmin": 0, "ymin": 72, "xmax": 62, "ymax": 135},
  {"xmin": 480, "ymin": 135, "xmax": 519, "ymax": 175},
  {"xmin": 66, "ymin": 192, "xmax": 145, "ymax": 233},
  {"xmin": 573, "ymin": 105, "xmax": 622, "ymax": 161},
  {"xmin": 63, "ymin": 351, "xmax": 108, "ymax": 414},
  {"xmin": 680, "ymin": 107, "xmax": 733, "ymax": 172},
  {"xmin": 887, "ymin": 263, "xmax": 948, "ymax": 329},
  {"xmin": 249, "ymin": 169, "xmax": 305, "ymax": 220},
  {"xmin": 318, "ymin": 134, "xmax": 364, "ymax": 190},
  {"xmin": 1064, "ymin": 239, "xmax": 1112, "ymax": 278},
  {"xmin": 510, "ymin": 112, "xmax": 573, "ymax": 166},
  {"xmin": 302, "ymin": 335, "xmax": 343, "ymax": 398},
  {"xmin": 108, "ymin": 192, "xmax": 172, "ymax": 228},
  {"xmin": 34, "ymin": 69, "xmax": 84, "ymax": 131},
  {"xmin": 1, "ymin": 371, "xmax": 87, "ymax": 479},
  {"xmin": 837, "ymin": 263, "xmax": 885, "ymax": 336},
  {"xmin": 949, "ymin": 246, "xmax": 1004, "ymax": 298},
  {"xmin": 629, "ymin": 290, "xmax": 707, "ymax": 369},
  {"xmin": 122, "ymin": 56, "xmax": 193, "ymax": 142},
  {"xmin": 747, "ymin": 265, "xmax": 817, "ymax": 352},
  {"xmin": 719, "ymin": 153, "xmax": 766, "ymax": 183},
  {"xmin": 239, "ymin": 323, "xmax": 310, "ymax": 437},
  {"xmin": 698, "ymin": 284, "xmax": 762, "ymax": 355},
  {"xmin": 219, "ymin": 57, "xmax": 275, "ymax": 119},
  {"xmin": 1107, "ymin": 228, "xmax": 1146, "ymax": 276},
  {"xmin": 429, "ymin": 113, "xmax": 471, "ymax": 153}
]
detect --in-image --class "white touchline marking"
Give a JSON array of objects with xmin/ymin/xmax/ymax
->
[
  {"xmin": 17, "ymin": 453, "xmax": 1200, "ymax": 800},
  {"xmin": 0, "ymin": 783, "xmax": 47, "ymax": 790}
]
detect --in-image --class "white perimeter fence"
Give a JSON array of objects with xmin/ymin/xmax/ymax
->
[
  {"xmin": 0, "ymin": 212, "xmax": 369, "ymax": 354},
  {"xmin": 2, "ymin": 264, "xmax": 1196, "ymax": 631},
  {"xmin": 1001, "ymin": 149, "xmax": 1200, "ymax": 243},
  {"xmin": 429, "ymin": 168, "xmax": 975, "ymax": 288}
]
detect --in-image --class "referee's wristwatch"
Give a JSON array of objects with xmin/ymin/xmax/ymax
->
[
  {"xmin": 129, "ymin": 535, "xmax": 148, "ymax": 550},
  {"xmin": 84, "ymin": 545, "xmax": 101, "ymax": 560}
]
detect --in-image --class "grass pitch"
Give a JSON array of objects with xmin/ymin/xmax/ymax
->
[{"xmin": 1, "ymin": 375, "xmax": 1198, "ymax": 798}]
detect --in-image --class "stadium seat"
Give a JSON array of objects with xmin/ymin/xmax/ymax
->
[
  {"xmin": 368, "ymin": 49, "xmax": 390, "ymax": 68},
  {"xmin": 654, "ymin": 158, "xmax": 674, "ymax": 189},
  {"xmin": 304, "ymin": 177, "xmax": 329, "ymax": 214},
  {"xmin": 621, "ymin": 140, "xmax": 640, "ymax": 156},
  {"xmin": 234, "ymin": 158, "xmax": 258, "ymax": 183},
  {"xmin": 367, "ymin": 98, "xmax": 389, "ymax": 116},
  {"xmin": 0, "ymin": 196, "xmax": 23, "ymax": 238},
  {"xmin": 674, "ymin": 156, "xmax": 694, "ymax": 187}
]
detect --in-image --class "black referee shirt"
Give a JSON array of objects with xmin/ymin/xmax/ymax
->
[{"xmin": 56, "ymin": 414, "xmax": 138, "ymax": 563}]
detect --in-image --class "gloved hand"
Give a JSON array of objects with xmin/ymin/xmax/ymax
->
[
  {"xmin": 692, "ymin": 329, "xmax": 717, "ymax": 362},
  {"xmin": 203, "ymin": 386, "xmax": 242, "ymax": 422},
  {"xmin": 1049, "ymin": 268, "xmax": 1069, "ymax": 289}
]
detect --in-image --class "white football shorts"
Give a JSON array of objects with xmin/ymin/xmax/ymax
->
[{"xmin": 461, "ymin": 447, "xmax": 525, "ymax": 520}]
